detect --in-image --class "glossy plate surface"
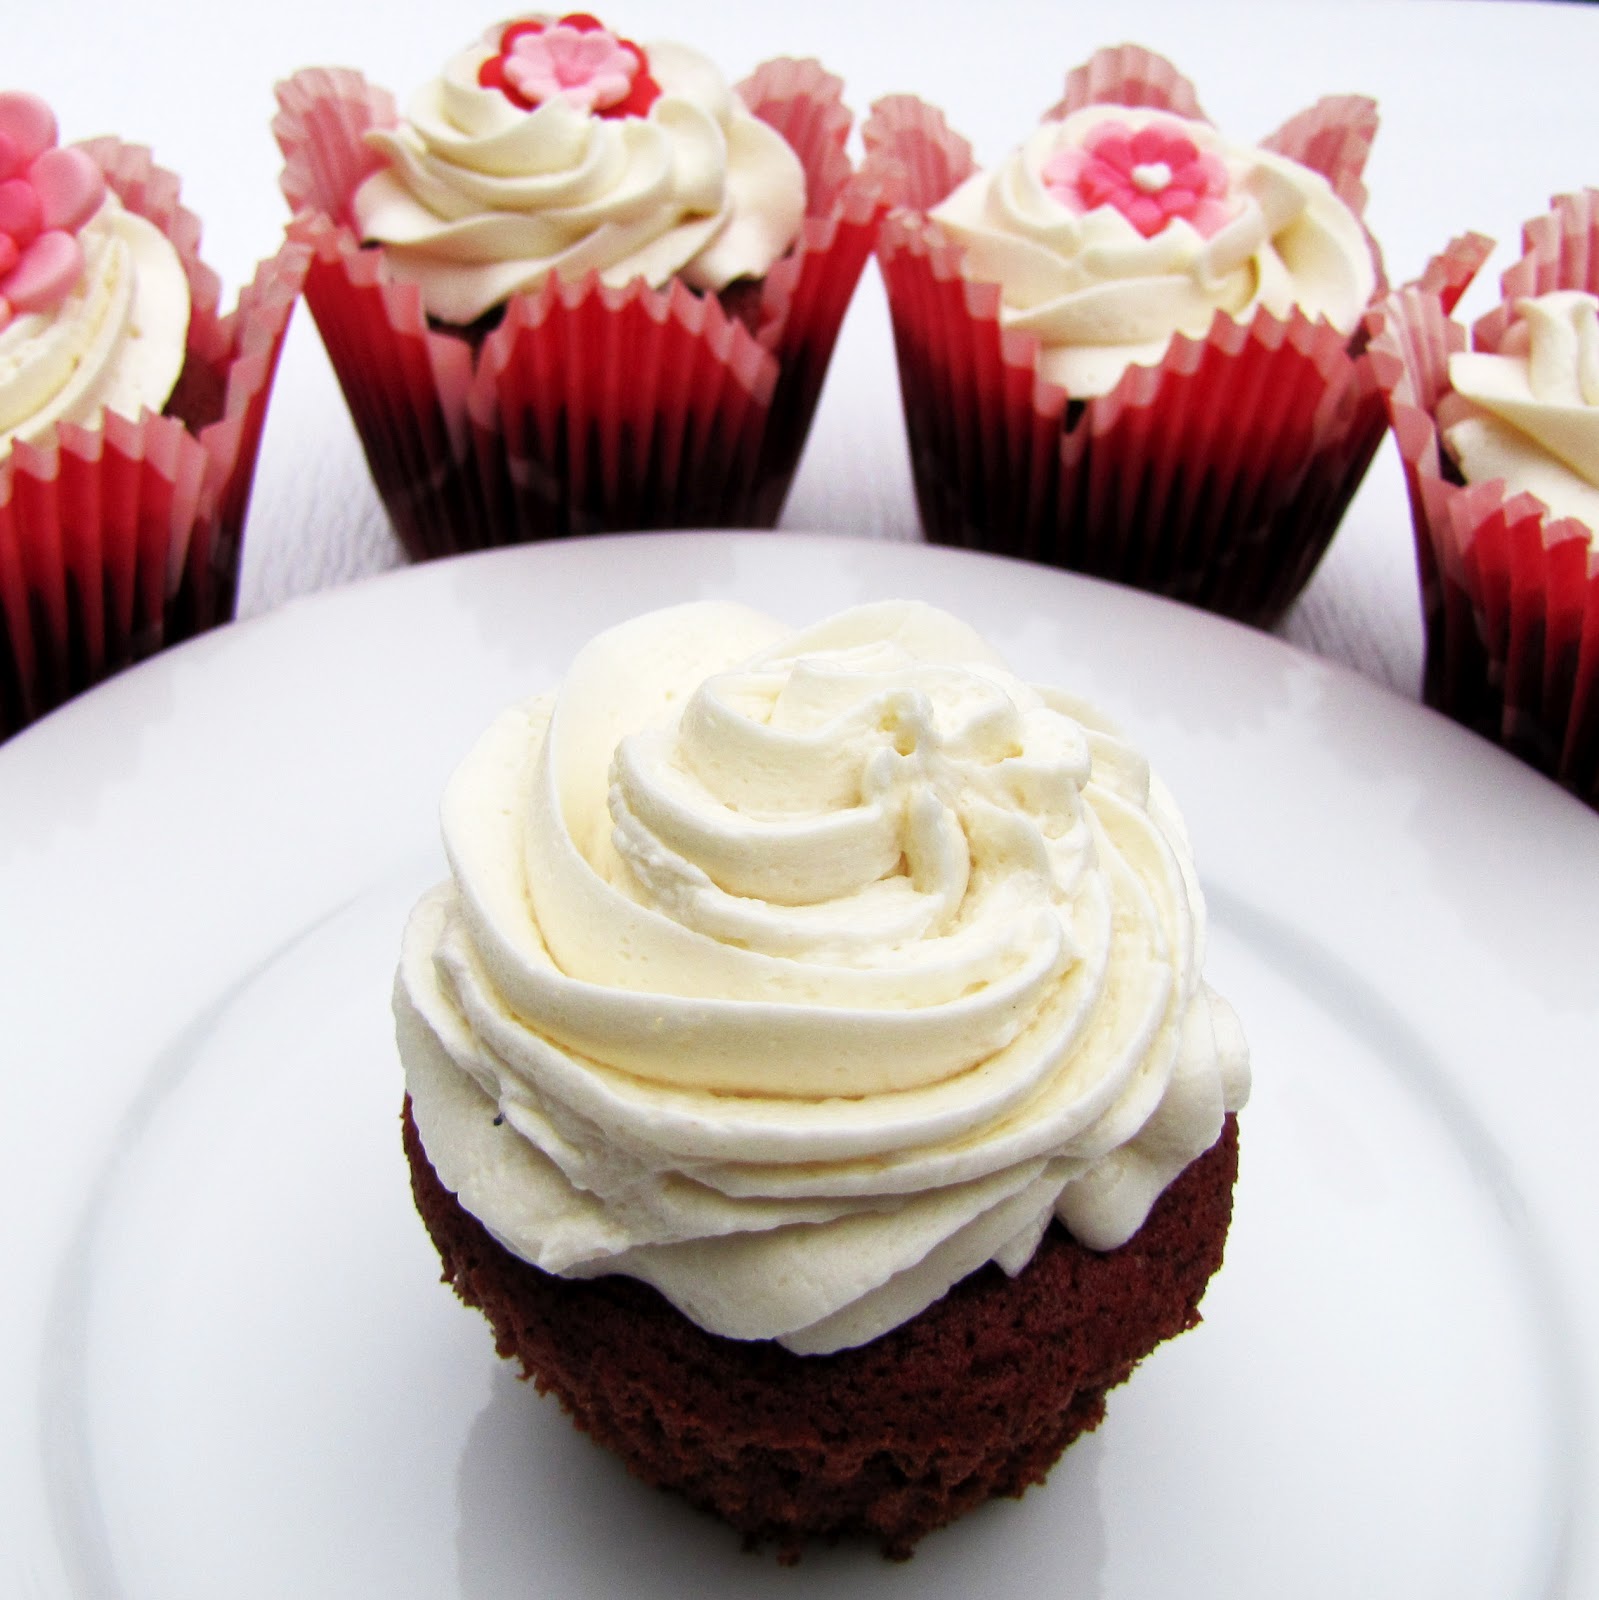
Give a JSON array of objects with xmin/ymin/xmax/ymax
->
[{"xmin": 3, "ymin": 533, "xmax": 1595, "ymax": 1598}]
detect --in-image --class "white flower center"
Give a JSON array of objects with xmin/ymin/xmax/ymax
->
[{"xmin": 1130, "ymin": 161, "xmax": 1173, "ymax": 194}]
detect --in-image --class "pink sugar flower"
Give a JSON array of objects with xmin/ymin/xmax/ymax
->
[
  {"xmin": 0, "ymin": 90, "xmax": 106, "ymax": 329},
  {"xmin": 478, "ymin": 14, "xmax": 661, "ymax": 119},
  {"xmin": 505, "ymin": 21, "xmax": 636, "ymax": 111},
  {"xmin": 1043, "ymin": 119, "xmax": 1233, "ymax": 240}
]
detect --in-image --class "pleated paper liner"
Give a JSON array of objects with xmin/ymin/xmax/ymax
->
[
  {"xmin": 273, "ymin": 58, "xmax": 892, "ymax": 561},
  {"xmin": 0, "ymin": 141, "xmax": 307, "ymax": 742},
  {"xmin": 864, "ymin": 46, "xmax": 1387, "ymax": 629},
  {"xmin": 1373, "ymin": 203, "xmax": 1599, "ymax": 808}
]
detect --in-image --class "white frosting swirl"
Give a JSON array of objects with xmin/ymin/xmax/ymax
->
[
  {"xmin": 0, "ymin": 197, "xmax": 190, "ymax": 459},
  {"xmin": 353, "ymin": 23, "xmax": 807, "ymax": 325},
  {"xmin": 1442, "ymin": 290, "xmax": 1599, "ymax": 535},
  {"xmin": 930, "ymin": 105, "xmax": 1375, "ymax": 397},
  {"xmin": 396, "ymin": 601, "xmax": 1249, "ymax": 1354}
]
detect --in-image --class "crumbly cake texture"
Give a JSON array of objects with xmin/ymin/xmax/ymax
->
[{"xmin": 402, "ymin": 1100, "xmax": 1240, "ymax": 1561}]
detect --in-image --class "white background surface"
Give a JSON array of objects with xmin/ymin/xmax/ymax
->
[
  {"xmin": 3, "ymin": 535, "xmax": 1597, "ymax": 1597},
  {"xmin": 12, "ymin": 0, "xmax": 1599, "ymax": 701}
]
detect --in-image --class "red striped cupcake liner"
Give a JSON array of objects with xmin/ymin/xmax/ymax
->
[
  {"xmin": 0, "ymin": 140, "xmax": 307, "ymax": 742},
  {"xmin": 864, "ymin": 46, "xmax": 1388, "ymax": 629},
  {"xmin": 273, "ymin": 57, "xmax": 892, "ymax": 561},
  {"xmin": 1372, "ymin": 197, "xmax": 1599, "ymax": 807}
]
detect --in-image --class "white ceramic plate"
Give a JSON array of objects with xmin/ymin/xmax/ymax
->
[{"xmin": 3, "ymin": 532, "xmax": 1596, "ymax": 1599}]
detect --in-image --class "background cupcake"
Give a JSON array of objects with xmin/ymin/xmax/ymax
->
[
  {"xmin": 0, "ymin": 91, "xmax": 305, "ymax": 742},
  {"xmin": 274, "ymin": 14, "xmax": 892, "ymax": 561},
  {"xmin": 1372, "ymin": 192, "xmax": 1599, "ymax": 808},
  {"xmin": 864, "ymin": 44, "xmax": 1388, "ymax": 628}
]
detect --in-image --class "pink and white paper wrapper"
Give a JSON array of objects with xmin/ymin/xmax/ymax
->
[
  {"xmin": 273, "ymin": 57, "xmax": 891, "ymax": 561},
  {"xmin": 864, "ymin": 45, "xmax": 1389, "ymax": 629},
  {"xmin": 0, "ymin": 141, "xmax": 307, "ymax": 742},
  {"xmin": 1371, "ymin": 194, "xmax": 1599, "ymax": 809}
]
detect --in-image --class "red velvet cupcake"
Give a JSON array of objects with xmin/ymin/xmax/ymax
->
[
  {"xmin": 864, "ymin": 45, "xmax": 1389, "ymax": 628},
  {"xmin": 1372, "ymin": 196, "xmax": 1599, "ymax": 808},
  {"xmin": 273, "ymin": 15, "xmax": 891, "ymax": 561},
  {"xmin": 394, "ymin": 598, "xmax": 1250, "ymax": 1557},
  {"xmin": 0, "ymin": 90, "xmax": 305, "ymax": 741}
]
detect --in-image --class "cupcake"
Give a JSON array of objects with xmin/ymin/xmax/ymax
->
[
  {"xmin": 274, "ymin": 15, "xmax": 891, "ymax": 561},
  {"xmin": 394, "ymin": 598, "xmax": 1250, "ymax": 1558},
  {"xmin": 864, "ymin": 45, "xmax": 1388, "ymax": 627},
  {"xmin": 1371, "ymin": 194, "xmax": 1599, "ymax": 807},
  {"xmin": 0, "ymin": 90, "xmax": 305, "ymax": 742}
]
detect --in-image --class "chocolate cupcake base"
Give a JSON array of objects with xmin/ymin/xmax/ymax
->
[{"xmin": 403, "ymin": 1100, "xmax": 1240, "ymax": 1561}]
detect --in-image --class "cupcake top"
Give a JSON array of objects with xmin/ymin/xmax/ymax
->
[
  {"xmin": 0, "ymin": 91, "xmax": 190, "ymax": 460},
  {"xmin": 397, "ymin": 599, "xmax": 1249, "ymax": 1354},
  {"xmin": 1440, "ymin": 290, "xmax": 1599, "ymax": 534},
  {"xmin": 931, "ymin": 102, "xmax": 1376, "ymax": 397},
  {"xmin": 352, "ymin": 13, "xmax": 808, "ymax": 325}
]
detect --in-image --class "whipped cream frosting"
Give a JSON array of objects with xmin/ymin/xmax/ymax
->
[
  {"xmin": 1441, "ymin": 290, "xmax": 1599, "ymax": 534},
  {"xmin": 353, "ymin": 17, "xmax": 807, "ymax": 325},
  {"xmin": 931, "ymin": 104, "xmax": 1375, "ymax": 397},
  {"xmin": 396, "ymin": 600, "xmax": 1249, "ymax": 1355}
]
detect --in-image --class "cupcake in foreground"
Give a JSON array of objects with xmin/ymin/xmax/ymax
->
[
  {"xmin": 1371, "ymin": 193, "xmax": 1599, "ymax": 807},
  {"xmin": 864, "ymin": 45, "xmax": 1388, "ymax": 627},
  {"xmin": 395, "ymin": 598, "xmax": 1249, "ymax": 1558},
  {"xmin": 274, "ymin": 16, "xmax": 891, "ymax": 561},
  {"xmin": 0, "ymin": 91, "xmax": 305, "ymax": 742}
]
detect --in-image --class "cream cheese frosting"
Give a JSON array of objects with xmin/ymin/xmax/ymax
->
[
  {"xmin": 0, "ymin": 89, "xmax": 190, "ymax": 461},
  {"xmin": 0, "ymin": 200, "xmax": 190, "ymax": 458},
  {"xmin": 1441, "ymin": 290, "xmax": 1599, "ymax": 534},
  {"xmin": 396, "ymin": 600, "xmax": 1249, "ymax": 1355},
  {"xmin": 930, "ymin": 104, "xmax": 1375, "ymax": 397},
  {"xmin": 352, "ymin": 15, "xmax": 807, "ymax": 325}
]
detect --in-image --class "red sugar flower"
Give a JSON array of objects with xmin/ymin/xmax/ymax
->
[
  {"xmin": 0, "ymin": 90, "xmax": 107, "ymax": 329},
  {"xmin": 478, "ymin": 14, "xmax": 661, "ymax": 118},
  {"xmin": 1043, "ymin": 119, "xmax": 1233, "ymax": 240}
]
